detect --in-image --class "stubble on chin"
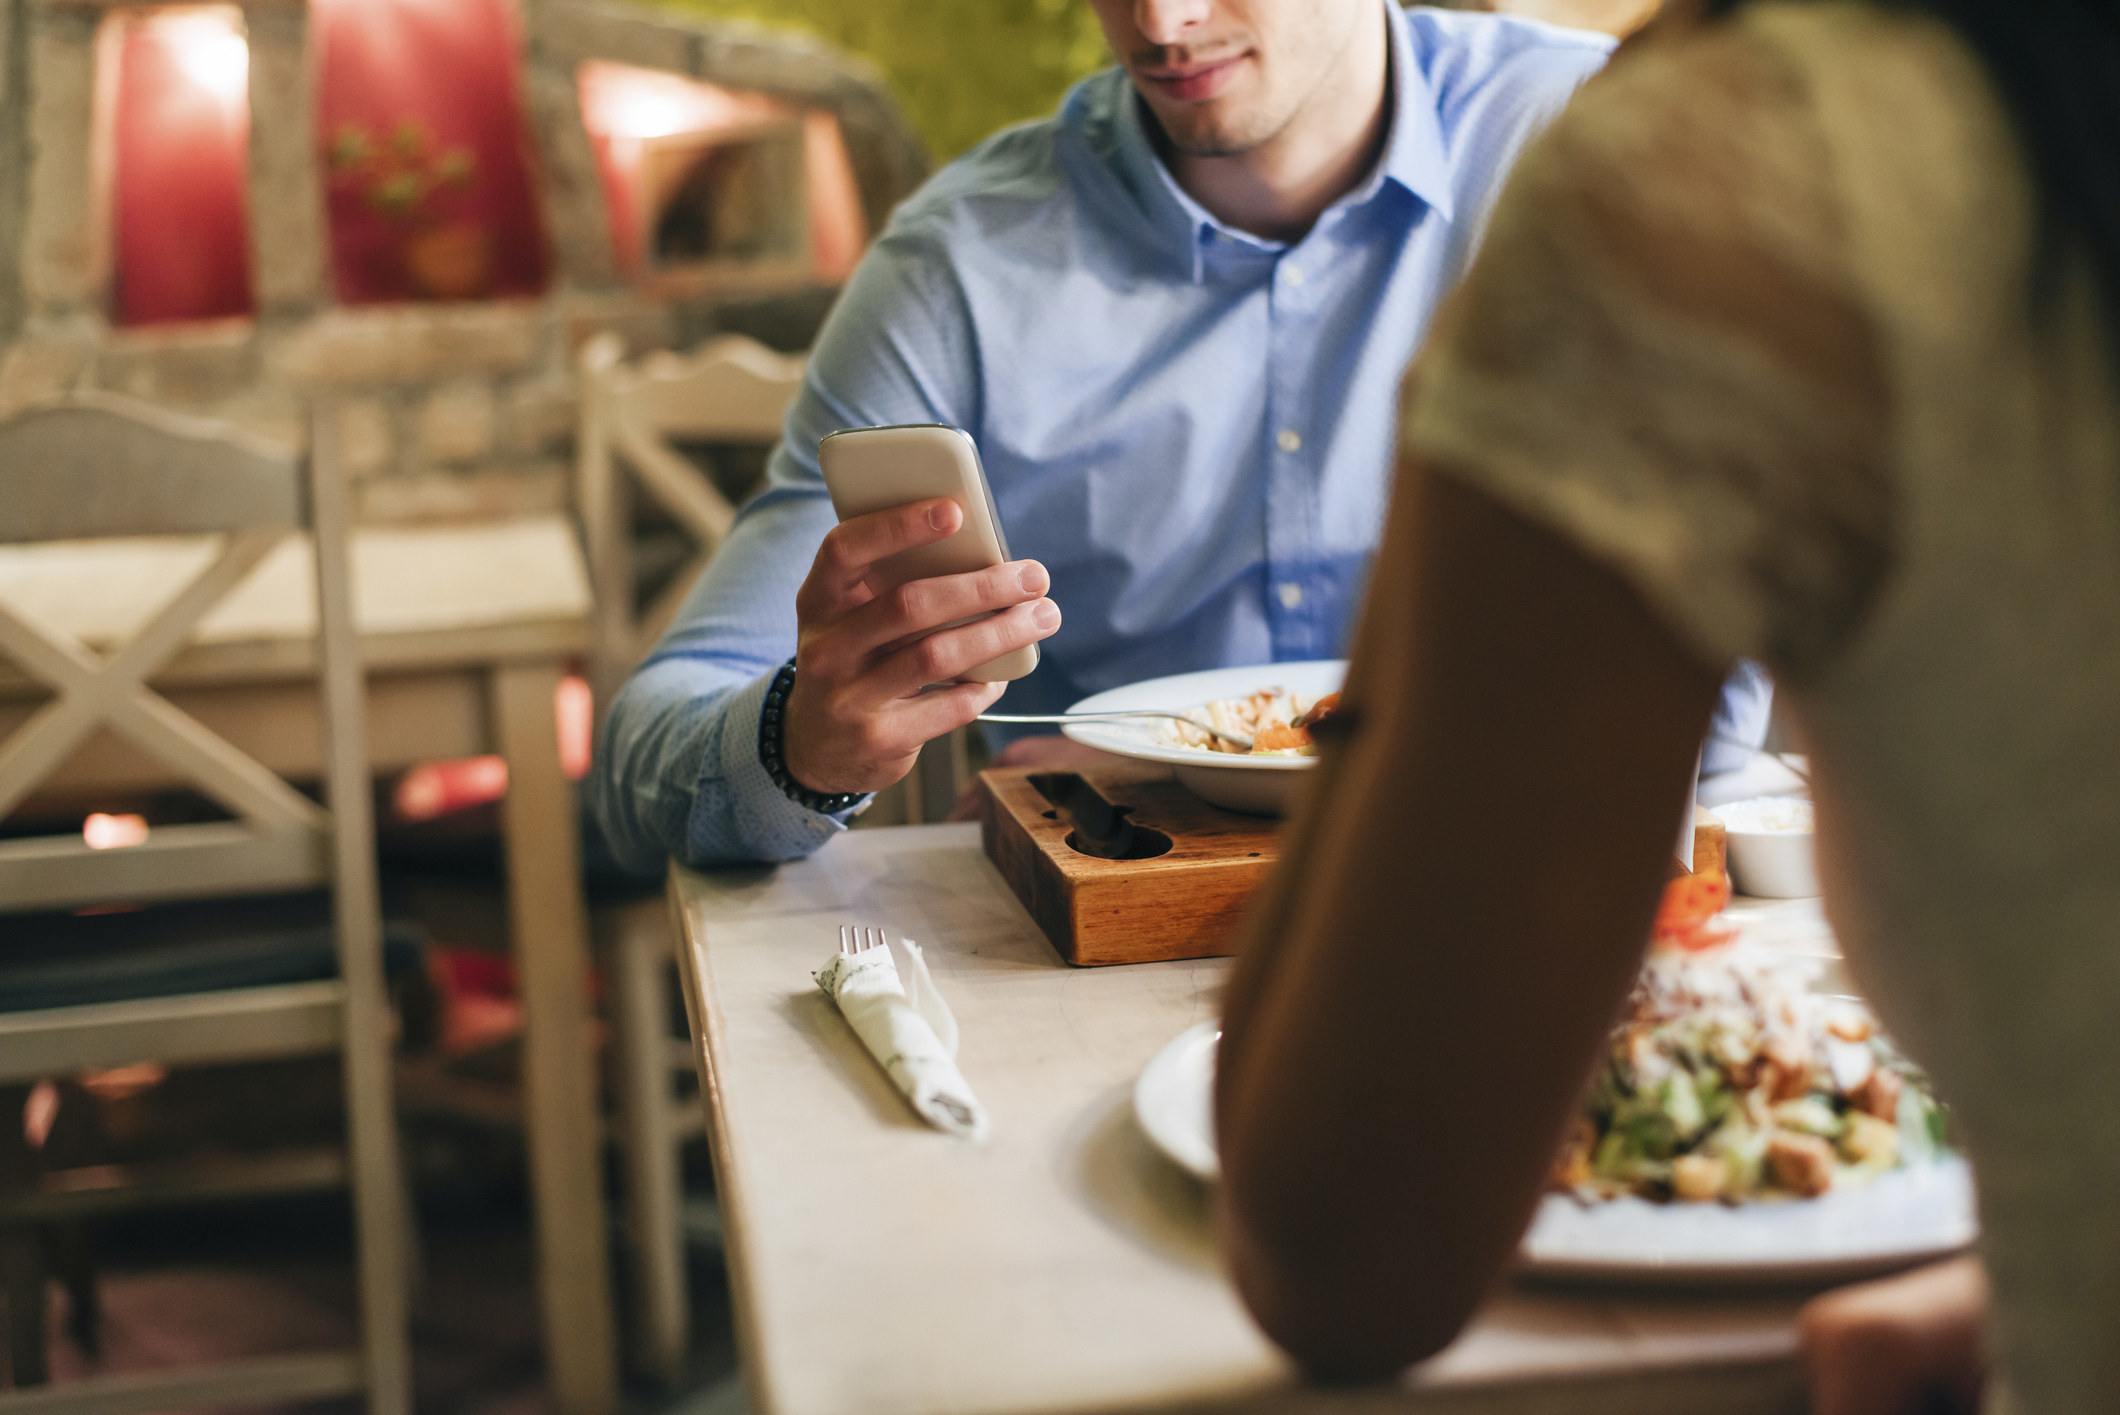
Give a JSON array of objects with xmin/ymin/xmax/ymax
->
[{"xmin": 1141, "ymin": 82, "xmax": 1290, "ymax": 159}]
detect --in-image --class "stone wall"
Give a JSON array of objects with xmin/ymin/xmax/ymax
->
[{"xmin": 0, "ymin": 0, "xmax": 925, "ymax": 522}]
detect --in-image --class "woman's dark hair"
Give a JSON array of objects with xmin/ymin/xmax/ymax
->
[{"xmin": 1709, "ymin": 0, "xmax": 2120, "ymax": 338}]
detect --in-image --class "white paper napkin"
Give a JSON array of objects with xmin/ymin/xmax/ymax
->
[{"xmin": 815, "ymin": 937, "xmax": 987, "ymax": 1140}]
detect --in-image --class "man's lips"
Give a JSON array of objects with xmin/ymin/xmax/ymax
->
[{"xmin": 1137, "ymin": 52, "xmax": 1247, "ymax": 104}]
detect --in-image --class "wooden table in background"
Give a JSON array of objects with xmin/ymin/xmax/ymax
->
[
  {"xmin": 671, "ymin": 823, "xmax": 1819, "ymax": 1415},
  {"xmin": 0, "ymin": 516, "xmax": 619, "ymax": 1415}
]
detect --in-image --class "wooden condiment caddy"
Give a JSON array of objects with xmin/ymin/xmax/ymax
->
[
  {"xmin": 978, "ymin": 764, "xmax": 1733, "ymax": 968},
  {"xmin": 977, "ymin": 764, "xmax": 1276, "ymax": 966}
]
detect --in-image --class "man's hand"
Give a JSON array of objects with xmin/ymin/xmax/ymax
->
[
  {"xmin": 785, "ymin": 497, "xmax": 1061, "ymax": 796},
  {"xmin": 1800, "ymin": 1256, "xmax": 1988, "ymax": 1415}
]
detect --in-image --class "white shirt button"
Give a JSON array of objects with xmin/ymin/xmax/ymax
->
[
  {"xmin": 1276, "ymin": 428, "xmax": 1302, "ymax": 453},
  {"xmin": 1284, "ymin": 264, "xmax": 1305, "ymax": 286},
  {"xmin": 1277, "ymin": 582, "xmax": 1305, "ymax": 610}
]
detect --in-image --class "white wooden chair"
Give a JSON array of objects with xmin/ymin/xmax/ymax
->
[
  {"xmin": 0, "ymin": 394, "xmax": 409, "ymax": 1415},
  {"xmin": 576, "ymin": 333, "xmax": 983, "ymax": 1383},
  {"xmin": 576, "ymin": 330, "xmax": 806, "ymax": 708},
  {"xmin": 575, "ymin": 332, "xmax": 805, "ymax": 1387},
  {"xmin": 574, "ymin": 330, "xmax": 969, "ymax": 823}
]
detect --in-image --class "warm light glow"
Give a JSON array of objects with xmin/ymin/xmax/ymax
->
[
  {"xmin": 558, "ymin": 674, "xmax": 594, "ymax": 781},
  {"xmin": 390, "ymin": 678, "xmax": 589, "ymax": 818},
  {"xmin": 391, "ymin": 677, "xmax": 590, "ymax": 821},
  {"xmin": 81, "ymin": 1063, "xmax": 170, "ymax": 1101},
  {"xmin": 576, "ymin": 60, "xmax": 869, "ymax": 279},
  {"xmin": 393, "ymin": 756, "xmax": 509, "ymax": 823},
  {"xmin": 83, "ymin": 813, "xmax": 150, "ymax": 850},
  {"xmin": 23, "ymin": 1082, "xmax": 58, "ymax": 1150},
  {"xmin": 159, "ymin": 10, "xmax": 249, "ymax": 106},
  {"xmin": 578, "ymin": 62, "xmax": 771, "ymax": 141},
  {"xmin": 108, "ymin": 2, "xmax": 256, "ymax": 325},
  {"xmin": 604, "ymin": 88, "xmax": 693, "ymax": 141}
]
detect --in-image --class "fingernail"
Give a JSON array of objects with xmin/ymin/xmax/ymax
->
[
  {"xmin": 927, "ymin": 501, "xmax": 954, "ymax": 531},
  {"xmin": 1017, "ymin": 563, "xmax": 1047, "ymax": 595},
  {"xmin": 1031, "ymin": 599, "xmax": 1060, "ymax": 630}
]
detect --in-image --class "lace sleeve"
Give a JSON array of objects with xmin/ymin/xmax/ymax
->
[{"xmin": 1400, "ymin": 16, "xmax": 1893, "ymax": 679}]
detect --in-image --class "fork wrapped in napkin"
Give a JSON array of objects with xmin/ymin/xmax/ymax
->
[{"xmin": 816, "ymin": 929, "xmax": 989, "ymax": 1140}]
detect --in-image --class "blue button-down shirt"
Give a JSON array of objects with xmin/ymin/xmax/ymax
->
[{"xmin": 592, "ymin": 6, "xmax": 1635, "ymax": 871}]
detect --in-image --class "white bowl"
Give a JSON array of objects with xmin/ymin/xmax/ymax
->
[
  {"xmin": 1717, "ymin": 795, "xmax": 1819, "ymax": 898},
  {"xmin": 1057, "ymin": 660, "xmax": 1346, "ymax": 815}
]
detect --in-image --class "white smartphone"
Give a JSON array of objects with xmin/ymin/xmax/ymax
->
[{"xmin": 817, "ymin": 424, "xmax": 1039, "ymax": 683}]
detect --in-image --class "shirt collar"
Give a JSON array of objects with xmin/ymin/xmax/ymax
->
[{"xmin": 1110, "ymin": 0, "xmax": 1455, "ymax": 284}]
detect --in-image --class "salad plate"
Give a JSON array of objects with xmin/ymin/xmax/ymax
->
[
  {"xmin": 1132, "ymin": 1022, "xmax": 1977, "ymax": 1285},
  {"xmin": 1061, "ymin": 661, "xmax": 1346, "ymax": 814}
]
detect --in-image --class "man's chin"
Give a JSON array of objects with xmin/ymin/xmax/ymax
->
[{"xmin": 1151, "ymin": 107, "xmax": 1278, "ymax": 160}]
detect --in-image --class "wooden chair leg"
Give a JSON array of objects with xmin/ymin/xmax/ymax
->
[
  {"xmin": 493, "ymin": 662, "xmax": 618, "ymax": 1415},
  {"xmin": 44, "ymin": 1223, "xmax": 96, "ymax": 1361},
  {"xmin": 608, "ymin": 903, "xmax": 688, "ymax": 1386},
  {"xmin": 0, "ymin": 1086, "xmax": 48, "ymax": 1388},
  {"xmin": 42, "ymin": 1083, "xmax": 101, "ymax": 1360},
  {"xmin": 344, "ymin": 1054, "xmax": 413, "ymax": 1415},
  {"xmin": 0, "ymin": 1230, "xmax": 46, "ymax": 1388}
]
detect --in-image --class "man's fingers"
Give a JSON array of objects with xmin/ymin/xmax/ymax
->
[
  {"xmin": 872, "ymin": 596, "xmax": 1060, "ymax": 697},
  {"xmin": 808, "ymin": 499, "xmax": 961, "ymax": 596},
  {"xmin": 894, "ymin": 680, "xmax": 1007, "ymax": 745},
  {"xmin": 803, "ymin": 560, "xmax": 1051, "ymax": 682},
  {"xmin": 861, "ymin": 560, "xmax": 1051, "ymax": 653}
]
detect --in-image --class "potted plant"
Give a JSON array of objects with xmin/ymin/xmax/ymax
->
[{"xmin": 327, "ymin": 120, "xmax": 488, "ymax": 300}]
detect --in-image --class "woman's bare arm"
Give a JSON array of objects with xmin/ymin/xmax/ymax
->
[{"xmin": 1214, "ymin": 463, "xmax": 1722, "ymax": 1379}]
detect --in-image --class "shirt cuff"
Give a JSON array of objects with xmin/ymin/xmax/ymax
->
[{"xmin": 691, "ymin": 670, "xmax": 869, "ymax": 863}]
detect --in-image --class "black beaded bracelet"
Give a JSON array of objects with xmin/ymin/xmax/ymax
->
[{"xmin": 758, "ymin": 658, "xmax": 866, "ymax": 815}]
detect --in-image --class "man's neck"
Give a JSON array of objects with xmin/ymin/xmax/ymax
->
[{"xmin": 1162, "ymin": 5, "xmax": 1392, "ymax": 245}]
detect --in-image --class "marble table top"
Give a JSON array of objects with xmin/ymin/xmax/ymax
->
[{"xmin": 671, "ymin": 823, "xmax": 1815, "ymax": 1415}]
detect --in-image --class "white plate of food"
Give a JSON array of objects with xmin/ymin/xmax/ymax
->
[
  {"xmin": 1134, "ymin": 938, "xmax": 1978, "ymax": 1284},
  {"xmin": 1060, "ymin": 661, "xmax": 1346, "ymax": 814}
]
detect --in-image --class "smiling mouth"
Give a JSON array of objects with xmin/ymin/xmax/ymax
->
[{"xmin": 1136, "ymin": 51, "xmax": 1248, "ymax": 104}]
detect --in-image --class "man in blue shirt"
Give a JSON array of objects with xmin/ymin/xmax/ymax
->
[{"xmin": 591, "ymin": 0, "xmax": 1768, "ymax": 870}]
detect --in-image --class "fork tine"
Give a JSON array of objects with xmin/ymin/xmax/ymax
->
[{"xmin": 838, "ymin": 924, "xmax": 852, "ymax": 956}]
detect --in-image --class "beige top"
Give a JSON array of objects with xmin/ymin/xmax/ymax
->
[{"xmin": 1402, "ymin": 5, "xmax": 2120, "ymax": 1413}]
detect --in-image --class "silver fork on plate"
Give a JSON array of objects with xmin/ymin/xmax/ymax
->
[
  {"xmin": 839, "ymin": 924, "xmax": 889, "ymax": 956},
  {"xmin": 976, "ymin": 711, "xmax": 1255, "ymax": 751}
]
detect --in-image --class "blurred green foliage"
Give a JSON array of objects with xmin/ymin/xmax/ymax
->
[{"xmin": 663, "ymin": 0, "xmax": 1114, "ymax": 160}]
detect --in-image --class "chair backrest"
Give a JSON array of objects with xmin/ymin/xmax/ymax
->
[
  {"xmin": 0, "ymin": 392, "xmax": 303, "ymax": 544},
  {"xmin": 576, "ymin": 332, "xmax": 805, "ymax": 704},
  {"xmin": 0, "ymin": 392, "xmax": 367, "ymax": 916}
]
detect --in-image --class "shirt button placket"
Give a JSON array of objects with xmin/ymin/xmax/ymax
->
[{"xmin": 1265, "ymin": 252, "xmax": 1313, "ymax": 658}]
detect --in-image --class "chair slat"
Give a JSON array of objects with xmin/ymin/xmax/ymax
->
[
  {"xmin": 111, "ymin": 688, "xmax": 332, "ymax": 831},
  {"xmin": 578, "ymin": 333, "xmax": 803, "ymax": 709},
  {"xmin": 0, "ymin": 528, "xmax": 302, "ymax": 823},
  {"xmin": 0, "ymin": 395, "xmax": 301, "ymax": 543},
  {"xmin": 0, "ymin": 1146, "xmax": 347, "ymax": 1222},
  {"xmin": 0, "ymin": 1352, "xmax": 364, "ymax": 1415},
  {"xmin": 624, "ymin": 335, "xmax": 805, "ymax": 438},
  {"xmin": 0, "ymin": 821, "xmax": 329, "ymax": 914},
  {"xmin": 96, "ymin": 527, "xmax": 285, "ymax": 687},
  {"xmin": 0, "ymin": 979, "xmax": 345, "ymax": 1083},
  {"xmin": 0, "ymin": 697, "xmax": 100, "ymax": 822},
  {"xmin": 614, "ymin": 414, "xmax": 739, "ymax": 548}
]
